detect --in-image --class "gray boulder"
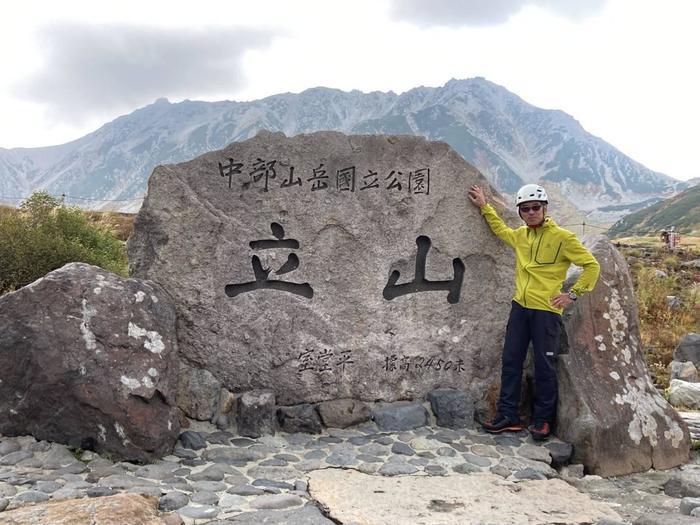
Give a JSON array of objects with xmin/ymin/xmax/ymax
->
[
  {"xmin": 557, "ymin": 239, "xmax": 690, "ymax": 476},
  {"xmin": 0, "ymin": 439, "xmax": 21, "ymax": 457},
  {"xmin": 680, "ymin": 496, "xmax": 700, "ymax": 515},
  {"xmin": 224, "ymin": 504, "xmax": 335, "ymax": 524},
  {"xmin": 667, "ymin": 296, "xmax": 682, "ymax": 310},
  {"xmin": 0, "ymin": 263, "xmax": 180, "ymax": 462},
  {"xmin": 372, "ymin": 402, "xmax": 429, "ymax": 431},
  {"xmin": 675, "ymin": 333, "xmax": 700, "ymax": 366},
  {"xmin": 177, "ymin": 362, "xmax": 221, "ymax": 421},
  {"xmin": 237, "ymin": 390, "xmax": 276, "ymax": 437},
  {"xmin": 670, "ymin": 361, "xmax": 699, "ymax": 383},
  {"xmin": 544, "ymin": 441, "xmax": 573, "ymax": 468},
  {"xmin": 426, "ymin": 388, "xmax": 474, "ymax": 429},
  {"xmin": 159, "ymin": 491, "xmax": 189, "ymax": 511},
  {"xmin": 633, "ymin": 515, "xmax": 700, "ymax": 524},
  {"xmin": 213, "ymin": 387, "xmax": 237, "ymax": 430},
  {"xmin": 179, "ymin": 430, "xmax": 207, "ymax": 450},
  {"xmin": 668, "ymin": 379, "xmax": 700, "ymax": 409},
  {"xmin": 277, "ymin": 404, "xmax": 323, "ymax": 434},
  {"xmin": 664, "ymin": 469, "xmax": 700, "ymax": 498},
  {"xmin": 317, "ymin": 398, "xmax": 371, "ymax": 428},
  {"xmin": 127, "ymin": 131, "xmax": 515, "ymax": 406}
]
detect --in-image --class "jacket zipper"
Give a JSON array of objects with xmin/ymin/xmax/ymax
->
[{"xmin": 522, "ymin": 228, "xmax": 537, "ymax": 307}]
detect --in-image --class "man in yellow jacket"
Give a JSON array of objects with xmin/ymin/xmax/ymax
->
[{"xmin": 468, "ymin": 183, "xmax": 600, "ymax": 440}]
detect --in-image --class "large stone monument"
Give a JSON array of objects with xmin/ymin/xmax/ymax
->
[{"xmin": 127, "ymin": 131, "xmax": 515, "ymax": 407}]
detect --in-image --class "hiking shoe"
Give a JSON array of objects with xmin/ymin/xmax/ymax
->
[
  {"xmin": 528, "ymin": 421, "xmax": 551, "ymax": 441},
  {"xmin": 482, "ymin": 415, "xmax": 523, "ymax": 434}
]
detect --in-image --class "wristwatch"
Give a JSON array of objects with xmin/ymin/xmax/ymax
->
[{"xmin": 568, "ymin": 291, "xmax": 578, "ymax": 301}]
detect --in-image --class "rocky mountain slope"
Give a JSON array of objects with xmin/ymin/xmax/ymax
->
[{"xmin": 0, "ymin": 78, "xmax": 689, "ymax": 216}]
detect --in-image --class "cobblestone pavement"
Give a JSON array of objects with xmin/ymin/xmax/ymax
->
[{"xmin": 0, "ymin": 420, "xmax": 695, "ymax": 524}]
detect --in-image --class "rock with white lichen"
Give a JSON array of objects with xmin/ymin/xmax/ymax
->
[
  {"xmin": 0, "ymin": 263, "xmax": 181, "ymax": 462},
  {"xmin": 557, "ymin": 238, "xmax": 690, "ymax": 476}
]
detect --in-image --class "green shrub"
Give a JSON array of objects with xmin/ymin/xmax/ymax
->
[
  {"xmin": 0, "ymin": 192, "xmax": 127, "ymax": 294},
  {"xmin": 663, "ymin": 255, "xmax": 680, "ymax": 271}
]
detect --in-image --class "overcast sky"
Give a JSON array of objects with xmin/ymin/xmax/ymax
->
[{"xmin": 1, "ymin": 0, "xmax": 698, "ymax": 181}]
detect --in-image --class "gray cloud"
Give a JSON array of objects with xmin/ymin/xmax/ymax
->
[
  {"xmin": 14, "ymin": 23, "xmax": 277, "ymax": 121},
  {"xmin": 389, "ymin": 0, "xmax": 608, "ymax": 27}
]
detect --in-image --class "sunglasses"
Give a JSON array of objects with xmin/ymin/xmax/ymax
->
[{"xmin": 519, "ymin": 204, "xmax": 542, "ymax": 213}]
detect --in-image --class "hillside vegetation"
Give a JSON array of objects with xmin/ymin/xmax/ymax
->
[
  {"xmin": 0, "ymin": 193, "xmax": 130, "ymax": 294},
  {"xmin": 613, "ymin": 237, "xmax": 700, "ymax": 387},
  {"xmin": 607, "ymin": 185, "xmax": 700, "ymax": 237},
  {"xmin": 82, "ymin": 209, "xmax": 135, "ymax": 242}
]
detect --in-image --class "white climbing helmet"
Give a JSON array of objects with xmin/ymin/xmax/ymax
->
[{"xmin": 515, "ymin": 184, "xmax": 548, "ymax": 206}]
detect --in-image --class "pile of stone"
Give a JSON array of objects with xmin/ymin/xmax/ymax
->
[
  {"xmin": 0, "ymin": 417, "xmax": 597, "ymax": 524},
  {"xmin": 233, "ymin": 388, "xmax": 472, "ymax": 438},
  {"xmin": 6, "ymin": 416, "xmax": 700, "ymax": 524},
  {"xmin": 681, "ymin": 260, "xmax": 700, "ymax": 269},
  {"xmin": 667, "ymin": 334, "xmax": 700, "ymax": 413},
  {"xmin": 662, "ymin": 464, "xmax": 700, "ymax": 522}
]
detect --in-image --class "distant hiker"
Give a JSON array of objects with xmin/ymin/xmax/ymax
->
[
  {"xmin": 668, "ymin": 226, "xmax": 680, "ymax": 251},
  {"xmin": 467, "ymin": 184, "xmax": 600, "ymax": 440},
  {"xmin": 662, "ymin": 227, "xmax": 679, "ymax": 251}
]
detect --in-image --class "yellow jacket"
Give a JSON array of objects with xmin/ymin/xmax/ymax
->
[{"xmin": 480, "ymin": 204, "xmax": 600, "ymax": 314}]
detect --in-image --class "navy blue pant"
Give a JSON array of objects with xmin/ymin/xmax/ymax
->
[{"xmin": 497, "ymin": 301, "xmax": 561, "ymax": 424}]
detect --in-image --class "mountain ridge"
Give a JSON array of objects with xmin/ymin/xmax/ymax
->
[{"xmin": 0, "ymin": 77, "xmax": 691, "ymax": 217}]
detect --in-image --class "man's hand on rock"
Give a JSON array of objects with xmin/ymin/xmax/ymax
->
[{"xmin": 468, "ymin": 185, "xmax": 486, "ymax": 208}]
